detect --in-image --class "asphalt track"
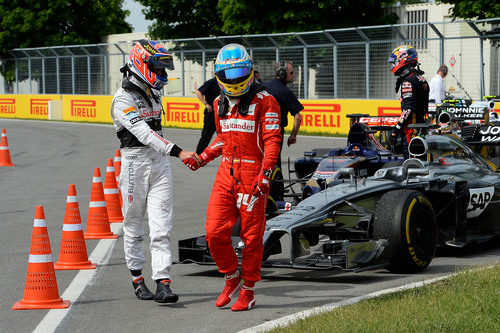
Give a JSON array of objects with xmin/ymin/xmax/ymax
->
[{"xmin": 1, "ymin": 118, "xmax": 499, "ymax": 333}]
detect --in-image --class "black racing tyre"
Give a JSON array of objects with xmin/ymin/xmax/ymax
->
[
  {"xmin": 266, "ymin": 196, "xmax": 279, "ymax": 219},
  {"xmin": 373, "ymin": 190, "xmax": 437, "ymax": 273},
  {"xmin": 382, "ymin": 160, "xmax": 403, "ymax": 168}
]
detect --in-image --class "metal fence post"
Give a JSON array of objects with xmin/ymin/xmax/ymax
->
[
  {"xmin": 71, "ymin": 57, "xmax": 75, "ymax": 94},
  {"xmin": 15, "ymin": 59, "xmax": 18, "ymax": 93},
  {"xmin": 181, "ymin": 51, "xmax": 185, "ymax": 96},
  {"xmin": 28, "ymin": 58, "xmax": 31, "ymax": 93},
  {"xmin": 333, "ymin": 45, "xmax": 338, "ymax": 99},
  {"xmin": 202, "ymin": 51, "xmax": 206, "ymax": 83},
  {"xmin": 42, "ymin": 58, "xmax": 45, "ymax": 94},
  {"xmin": 104, "ymin": 55, "xmax": 108, "ymax": 95},
  {"xmin": 440, "ymin": 38, "xmax": 444, "ymax": 66},
  {"xmin": 87, "ymin": 56, "xmax": 91, "ymax": 94},
  {"xmin": 303, "ymin": 47, "xmax": 308, "ymax": 99},
  {"xmin": 56, "ymin": 56, "xmax": 60, "ymax": 94},
  {"xmin": 479, "ymin": 37, "xmax": 485, "ymax": 99},
  {"xmin": 365, "ymin": 43, "xmax": 370, "ymax": 99},
  {"xmin": 181, "ymin": 51, "xmax": 186, "ymax": 96}
]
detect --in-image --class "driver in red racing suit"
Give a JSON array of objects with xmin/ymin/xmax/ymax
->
[{"xmin": 184, "ymin": 44, "xmax": 281, "ymax": 311}]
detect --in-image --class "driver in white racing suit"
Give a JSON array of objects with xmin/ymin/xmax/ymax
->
[{"xmin": 111, "ymin": 39, "xmax": 198, "ymax": 303}]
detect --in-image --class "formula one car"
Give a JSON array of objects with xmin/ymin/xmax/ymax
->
[
  {"xmin": 178, "ymin": 125, "xmax": 500, "ymax": 274},
  {"xmin": 289, "ymin": 114, "xmax": 401, "ymax": 201}
]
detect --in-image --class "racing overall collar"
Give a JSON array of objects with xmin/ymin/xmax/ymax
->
[
  {"xmin": 218, "ymin": 82, "xmax": 265, "ymax": 117},
  {"xmin": 120, "ymin": 65, "xmax": 161, "ymax": 107},
  {"xmin": 395, "ymin": 67, "xmax": 425, "ymax": 93}
]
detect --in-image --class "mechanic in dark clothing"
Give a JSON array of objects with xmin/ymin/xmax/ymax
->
[
  {"xmin": 262, "ymin": 61, "xmax": 303, "ymax": 200},
  {"xmin": 195, "ymin": 77, "xmax": 220, "ymax": 154},
  {"xmin": 388, "ymin": 45, "xmax": 429, "ymax": 159}
]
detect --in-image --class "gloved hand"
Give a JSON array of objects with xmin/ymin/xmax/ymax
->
[
  {"xmin": 184, "ymin": 158, "xmax": 200, "ymax": 171},
  {"xmin": 184, "ymin": 151, "xmax": 209, "ymax": 171},
  {"xmin": 252, "ymin": 168, "xmax": 272, "ymax": 197}
]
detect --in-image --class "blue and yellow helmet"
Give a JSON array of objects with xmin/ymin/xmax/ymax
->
[{"xmin": 215, "ymin": 44, "xmax": 254, "ymax": 97}]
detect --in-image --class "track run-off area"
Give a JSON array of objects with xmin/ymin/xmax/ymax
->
[{"xmin": 1, "ymin": 118, "xmax": 499, "ymax": 332}]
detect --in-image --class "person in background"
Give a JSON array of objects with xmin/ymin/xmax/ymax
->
[
  {"xmin": 261, "ymin": 61, "xmax": 303, "ymax": 200},
  {"xmin": 110, "ymin": 39, "xmax": 199, "ymax": 303},
  {"xmin": 194, "ymin": 76, "xmax": 220, "ymax": 154},
  {"xmin": 388, "ymin": 45, "xmax": 429, "ymax": 159},
  {"xmin": 184, "ymin": 43, "xmax": 281, "ymax": 311},
  {"xmin": 429, "ymin": 64, "xmax": 448, "ymax": 104},
  {"xmin": 254, "ymin": 70, "xmax": 262, "ymax": 83}
]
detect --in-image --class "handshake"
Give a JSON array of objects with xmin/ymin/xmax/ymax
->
[{"xmin": 182, "ymin": 151, "xmax": 210, "ymax": 171}]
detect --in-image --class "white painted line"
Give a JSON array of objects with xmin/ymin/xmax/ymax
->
[
  {"xmin": 32, "ymin": 223, "xmax": 122, "ymax": 333},
  {"xmin": 238, "ymin": 273, "xmax": 462, "ymax": 333}
]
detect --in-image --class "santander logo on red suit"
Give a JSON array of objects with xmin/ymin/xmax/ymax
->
[{"xmin": 220, "ymin": 118, "xmax": 256, "ymax": 133}]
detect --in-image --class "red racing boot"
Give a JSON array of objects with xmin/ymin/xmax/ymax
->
[
  {"xmin": 231, "ymin": 285, "xmax": 255, "ymax": 311},
  {"xmin": 216, "ymin": 270, "xmax": 242, "ymax": 307}
]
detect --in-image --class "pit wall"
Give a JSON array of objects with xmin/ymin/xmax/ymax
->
[{"xmin": 0, "ymin": 94, "xmax": 410, "ymax": 135}]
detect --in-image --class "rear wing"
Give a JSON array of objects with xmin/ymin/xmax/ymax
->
[
  {"xmin": 357, "ymin": 116, "xmax": 399, "ymax": 131},
  {"xmin": 463, "ymin": 125, "xmax": 500, "ymax": 145},
  {"xmin": 437, "ymin": 100, "xmax": 495, "ymax": 122}
]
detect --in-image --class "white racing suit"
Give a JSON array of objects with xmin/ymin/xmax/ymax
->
[{"xmin": 110, "ymin": 76, "xmax": 181, "ymax": 281}]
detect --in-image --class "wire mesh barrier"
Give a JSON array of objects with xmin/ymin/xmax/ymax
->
[{"xmin": 1, "ymin": 19, "xmax": 499, "ymax": 100}]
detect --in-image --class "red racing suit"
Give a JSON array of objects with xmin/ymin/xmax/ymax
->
[{"xmin": 200, "ymin": 89, "xmax": 282, "ymax": 283}]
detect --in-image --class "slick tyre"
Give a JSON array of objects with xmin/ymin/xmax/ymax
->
[{"xmin": 373, "ymin": 190, "xmax": 437, "ymax": 273}]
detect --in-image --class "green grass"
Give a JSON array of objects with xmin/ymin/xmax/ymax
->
[{"xmin": 270, "ymin": 263, "xmax": 500, "ymax": 333}]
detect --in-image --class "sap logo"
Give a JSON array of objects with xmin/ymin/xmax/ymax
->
[
  {"xmin": 467, "ymin": 187, "xmax": 494, "ymax": 218},
  {"xmin": 220, "ymin": 118, "xmax": 255, "ymax": 133},
  {"xmin": 236, "ymin": 193, "xmax": 258, "ymax": 212}
]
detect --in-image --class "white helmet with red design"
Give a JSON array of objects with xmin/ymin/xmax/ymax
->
[{"xmin": 128, "ymin": 39, "xmax": 175, "ymax": 90}]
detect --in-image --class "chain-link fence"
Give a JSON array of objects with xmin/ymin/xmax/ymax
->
[{"xmin": 1, "ymin": 18, "xmax": 499, "ymax": 100}]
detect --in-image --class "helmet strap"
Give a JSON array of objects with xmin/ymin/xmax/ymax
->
[
  {"xmin": 217, "ymin": 82, "xmax": 265, "ymax": 117},
  {"xmin": 218, "ymin": 91, "xmax": 229, "ymax": 117},
  {"xmin": 238, "ymin": 82, "xmax": 264, "ymax": 116}
]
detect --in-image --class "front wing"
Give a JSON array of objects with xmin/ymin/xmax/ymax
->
[{"xmin": 178, "ymin": 235, "xmax": 389, "ymax": 272}]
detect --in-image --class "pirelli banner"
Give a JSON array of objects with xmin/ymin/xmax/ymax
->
[
  {"xmin": 0, "ymin": 94, "xmax": 402, "ymax": 135},
  {"xmin": 160, "ymin": 97, "xmax": 402, "ymax": 134},
  {"xmin": 0, "ymin": 95, "xmax": 61, "ymax": 119}
]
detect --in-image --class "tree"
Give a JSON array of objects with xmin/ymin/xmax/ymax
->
[
  {"xmin": 138, "ymin": 0, "xmax": 224, "ymax": 39},
  {"xmin": 139, "ymin": 0, "xmax": 399, "ymax": 39},
  {"xmin": 217, "ymin": 0, "xmax": 399, "ymax": 35},
  {"xmin": 0, "ymin": 1, "xmax": 132, "ymax": 59},
  {"xmin": 438, "ymin": 0, "xmax": 500, "ymax": 20}
]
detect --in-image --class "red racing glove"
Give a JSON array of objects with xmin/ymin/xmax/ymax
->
[
  {"xmin": 183, "ymin": 151, "xmax": 210, "ymax": 171},
  {"xmin": 252, "ymin": 168, "xmax": 272, "ymax": 197}
]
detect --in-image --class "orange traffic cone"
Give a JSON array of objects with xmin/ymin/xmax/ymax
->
[
  {"xmin": 0, "ymin": 128, "xmax": 14, "ymax": 166},
  {"xmin": 114, "ymin": 149, "xmax": 122, "ymax": 207},
  {"xmin": 114, "ymin": 149, "xmax": 121, "ymax": 180},
  {"xmin": 104, "ymin": 158, "xmax": 123, "ymax": 223},
  {"xmin": 84, "ymin": 168, "xmax": 118, "ymax": 239},
  {"xmin": 55, "ymin": 185, "xmax": 97, "ymax": 270},
  {"xmin": 12, "ymin": 206, "xmax": 70, "ymax": 310}
]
